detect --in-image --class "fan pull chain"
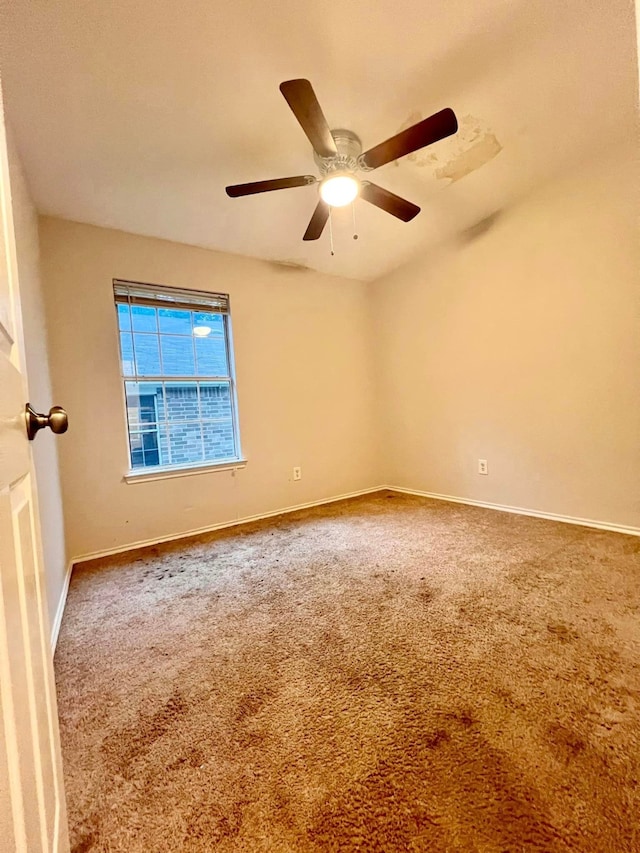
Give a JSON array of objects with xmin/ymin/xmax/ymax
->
[
  {"xmin": 352, "ymin": 202, "xmax": 359, "ymax": 240},
  {"xmin": 329, "ymin": 208, "xmax": 335, "ymax": 256}
]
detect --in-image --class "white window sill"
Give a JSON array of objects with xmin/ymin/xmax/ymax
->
[{"xmin": 123, "ymin": 459, "xmax": 247, "ymax": 484}]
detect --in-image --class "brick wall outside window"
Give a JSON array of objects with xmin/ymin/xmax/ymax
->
[{"xmin": 150, "ymin": 384, "xmax": 235, "ymax": 465}]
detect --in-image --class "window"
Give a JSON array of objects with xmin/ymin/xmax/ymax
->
[{"xmin": 114, "ymin": 280, "xmax": 241, "ymax": 474}]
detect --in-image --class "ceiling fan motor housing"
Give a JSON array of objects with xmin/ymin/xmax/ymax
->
[{"xmin": 314, "ymin": 129, "xmax": 363, "ymax": 177}]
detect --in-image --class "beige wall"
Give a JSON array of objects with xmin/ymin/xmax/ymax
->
[
  {"xmin": 372, "ymin": 146, "xmax": 640, "ymax": 528},
  {"xmin": 7, "ymin": 134, "xmax": 68, "ymax": 629},
  {"xmin": 38, "ymin": 218, "xmax": 379, "ymax": 558}
]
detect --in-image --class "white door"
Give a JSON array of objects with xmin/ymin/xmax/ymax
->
[{"xmin": 0, "ymin": 85, "xmax": 69, "ymax": 851}]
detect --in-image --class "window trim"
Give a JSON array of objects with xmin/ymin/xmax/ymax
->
[
  {"xmin": 113, "ymin": 279, "xmax": 243, "ymax": 477},
  {"xmin": 123, "ymin": 458, "xmax": 247, "ymax": 484}
]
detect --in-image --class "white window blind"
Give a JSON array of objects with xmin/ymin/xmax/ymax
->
[{"xmin": 113, "ymin": 279, "xmax": 229, "ymax": 314}]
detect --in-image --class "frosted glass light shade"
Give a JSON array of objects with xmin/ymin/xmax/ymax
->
[{"xmin": 320, "ymin": 174, "xmax": 359, "ymax": 207}]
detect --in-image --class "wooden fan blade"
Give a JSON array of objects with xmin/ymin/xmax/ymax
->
[
  {"xmin": 303, "ymin": 200, "xmax": 330, "ymax": 240},
  {"xmin": 360, "ymin": 108, "xmax": 458, "ymax": 170},
  {"xmin": 280, "ymin": 79, "xmax": 338, "ymax": 158},
  {"xmin": 226, "ymin": 176, "xmax": 316, "ymax": 197},
  {"xmin": 360, "ymin": 182, "xmax": 420, "ymax": 222}
]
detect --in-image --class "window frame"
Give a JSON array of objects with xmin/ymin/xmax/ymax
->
[{"xmin": 113, "ymin": 279, "xmax": 245, "ymax": 481}]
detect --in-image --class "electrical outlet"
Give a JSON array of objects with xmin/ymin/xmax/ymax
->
[
  {"xmin": 293, "ymin": 466, "xmax": 302, "ymax": 481},
  {"xmin": 478, "ymin": 459, "xmax": 488, "ymax": 475}
]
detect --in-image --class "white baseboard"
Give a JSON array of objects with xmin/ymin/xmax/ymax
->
[
  {"xmin": 50, "ymin": 560, "xmax": 73, "ymax": 652},
  {"xmin": 385, "ymin": 486, "xmax": 640, "ymax": 537},
  {"xmin": 72, "ymin": 486, "xmax": 385, "ymax": 565}
]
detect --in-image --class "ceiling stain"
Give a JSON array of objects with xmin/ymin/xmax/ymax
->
[
  {"xmin": 267, "ymin": 259, "xmax": 312, "ymax": 272},
  {"xmin": 458, "ymin": 210, "xmax": 503, "ymax": 244},
  {"xmin": 434, "ymin": 130, "xmax": 502, "ymax": 183},
  {"xmin": 395, "ymin": 113, "xmax": 502, "ymax": 181}
]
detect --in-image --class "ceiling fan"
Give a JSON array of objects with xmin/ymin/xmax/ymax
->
[{"xmin": 225, "ymin": 79, "xmax": 458, "ymax": 241}]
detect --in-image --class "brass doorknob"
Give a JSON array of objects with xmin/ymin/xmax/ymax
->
[{"xmin": 25, "ymin": 404, "xmax": 68, "ymax": 441}]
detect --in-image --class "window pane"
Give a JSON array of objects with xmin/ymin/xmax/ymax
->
[
  {"xmin": 131, "ymin": 305, "xmax": 157, "ymax": 332},
  {"xmin": 117, "ymin": 304, "xmax": 131, "ymax": 331},
  {"xmin": 193, "ymin": 312, "xmax": 223, "ymax": 333},
  {"xmin": 129, "ymin": 431, "xmax": 144, "ymax": 468},
  {"xmin": 159, "ymin": 308, "xmax": 192, "ymax": 335},
  {"xmin": 142, "ymin": 431, "xmax": 160, "ymax": 467},
  {"xmin": 202, "ymin": 421, "xmax": 236, "ymax": 461},
  {"xmin": 133, "ymin": 333, "xmax": 161, "ymax": 375},
  {"xmin": 160, "ymin": 335, "xmax": 195, "ymax": 376},
  {"xmin": 129, "ymin": 430, "xmax": 160, "ymax": 469},
  {"xmin": 169, "ymin": 422, "xmax": 204, "ymax": 466},
  {"xmin": 119, "ymin": 332, "xmax": 135, "ymax": 376},
  {"xmin": 200, "ymin": 382, "xmax": 236, "ymax": 461},
  {"xmin": 198, "ymin": 382, "xmax": 230, "ymax": 419},
  {"xmin": 125, "ymin": 382, "xmax": 163, "ymax": 430},
  {"xmin": 163, "ymin": 382, "xmax": 200, "ymax": 422},
  {"xmin": 195, "ymin": 334, "xmax": 228, "ymax": 376},
  {"xmin": 157, "ymin": 423, "xmax": 170, "ymax": 466}
]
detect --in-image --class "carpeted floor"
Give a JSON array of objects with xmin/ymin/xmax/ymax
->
[{"xmin": 55, "ymin": 491, "xmax": 640, "ymax": 852}]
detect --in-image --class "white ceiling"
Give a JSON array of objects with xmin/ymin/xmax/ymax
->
[{"xmin": 1, "ymin": 0, "xmax": 637, "ymax": 281}]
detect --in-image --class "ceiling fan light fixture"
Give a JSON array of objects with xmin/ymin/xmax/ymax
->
[{"xmin": 320, "ymin": 173, "xmax": 359, "ymax": 207}]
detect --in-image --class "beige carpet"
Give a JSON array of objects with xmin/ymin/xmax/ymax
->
[{"xmin": 55, "ymin": 491, "xmax": 640, "ymax": 852}]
